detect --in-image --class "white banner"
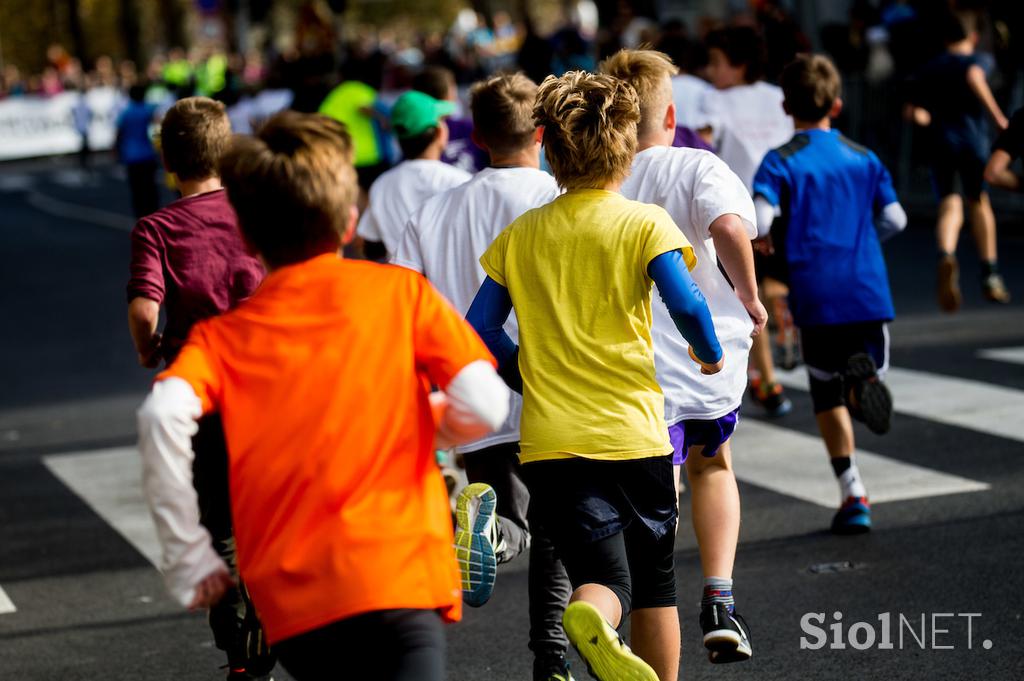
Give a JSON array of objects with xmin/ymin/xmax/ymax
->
[{"xmin": 0, "ymin": 87, "xmax": 123, "ymax": 161}]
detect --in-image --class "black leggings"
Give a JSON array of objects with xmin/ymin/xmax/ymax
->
[
  {"xmin": 275, "ymin": 609, "xmax": 445, "ymax": 681},
  {"xmin": 559, "ymin": 525, "xmax": 677, "ymax": 619}
]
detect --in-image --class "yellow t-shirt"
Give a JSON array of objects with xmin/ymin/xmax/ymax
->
[{"xmin": 480, "ymin": 189, "xmax": 696, "ymax": 463}]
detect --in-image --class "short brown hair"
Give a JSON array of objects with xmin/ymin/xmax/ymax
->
[
  {"xmin": 599, "ymin": 49, "xmax": 678, "ymax": 139},
  {"xmin": 533, "ymin": 71, "xmax": 640, "ymax": 190},
  {"xmin": 780, "ymin": 54, "xmax": 841, "ymax": 122},
  {"xmin": 469, "ymin": 73, "xmax": 539, "ymax": 157},
  {"xmin": 219, "ymin": 111, "xmax": 358, "ymax": 269},
  {"xmin": 159, "ymin": 97, "xmax": 231, "ymax": 181}
]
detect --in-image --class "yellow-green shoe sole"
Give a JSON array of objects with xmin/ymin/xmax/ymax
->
[{"xmin": 563, "ymin": 601, "xmax": 659, "ymax": 681}]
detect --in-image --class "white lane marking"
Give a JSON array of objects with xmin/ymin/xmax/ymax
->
[
  {"xmin": 979, "ymin": 346, "xmax": 1024, "ymax": 367},
  {"xmin": 0, "ymin": 585, "xmax": 16, "ymax": 614},
  {"xmin": 26, "ymin": 191, "xmax": 132, "ymax": 232},
  {"xmin": 731, "ymin": 420, "xmax": 990, "ymax": 508},
  {"xmin": 776, "ymin": 366, "xmax": 1024, "ymax": 444},
  {"xmin": 43, "ymin": 447, "xmax": 161, "ymax": 566}
]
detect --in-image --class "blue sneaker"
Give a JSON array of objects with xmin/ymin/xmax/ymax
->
[
  {"xmin": 831, "ymin": 496, "xmax": 871, "ymax": 535},
  {"xmin": 454, "ymin": 483, "xmax": 502, "ymax": 607}
]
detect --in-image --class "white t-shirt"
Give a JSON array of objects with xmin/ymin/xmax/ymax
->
[
  {"xmin": 699, "ymin": 82, "xmax": 794, "ymax": 191},
  {"xmin": 621, "ymin": 145, "xmax": 757, "ymax": 423},
  {"xmin": 392, "ymin": 166, "xmax": 560, "ymax": 453},
  {"xmin": 671, "ymin": 74, "xmax": 713, "ymax": 131},
  {"xmin": 357, "ymin": 159, "xmax": 472, "ymax": 256}
]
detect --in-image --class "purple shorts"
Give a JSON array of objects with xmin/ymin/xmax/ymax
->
[{"xmin": 667, "ymin": 408, "xmax": 740, "ymax": 465}]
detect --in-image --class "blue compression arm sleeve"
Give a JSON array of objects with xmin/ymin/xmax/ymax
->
[
  {"xmin": 466, "ymin": 277, "xmax": 522, "ymax": 393},
  {"xmin": 648, "ymin": 250, "xmax": 723, "ymax": 365}
]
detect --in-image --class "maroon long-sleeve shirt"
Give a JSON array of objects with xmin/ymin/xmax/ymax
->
[{"xmin": 127, "ymin": 189, "xmax": 265, "ymax": 364}]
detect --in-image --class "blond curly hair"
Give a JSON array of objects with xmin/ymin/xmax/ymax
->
[{"xmin": 533, "ymin": 70, "xmax": 641, "ymax": 190}]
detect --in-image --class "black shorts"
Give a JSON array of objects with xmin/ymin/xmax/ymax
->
[
  {"xmin": 930, "ymin": 146, "xmax": 988, "ymax": 200},
  {"xmin": 524, "ymin": 455, "xmax": 678, "ymax": 614},
  {"xmin": 275, "ymin": 609, "xmax": 444, "ymax": 681},
  {"xmin": 800, "ymin": 321, "xmax": 889, "ymax": 413}
]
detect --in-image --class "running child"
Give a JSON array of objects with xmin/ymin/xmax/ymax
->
[
  {"xmin": 467, "ymin": 71, "xmax": 724, "ymax": 681},
  {"xmin": 138, "ymin": 111, "xmax": 510, "ymax": 681},
  {"xmin": 700, "ymin": 26, "xmax": 795, "ymax": 417},
  {"xmin": 392, "ymin": 73, "xmax": 574, "ymax": 681},
  {"xmin": 126, "ymin": 96, "xmax": 274, "ymax": 680},
  {"xmin": 357, "ymin": 90, "xmax": 471, "ymax": 260},
  {"xmin": 602, "ymin": 47, "xmax": 765, "ymax": 665},
  {"xmin": 752, "ymin": 54, "xmax": 907, "ymax": 534},
  {"xmin": 907, "ymin": 11, "xmax": 1011, "ymax": 310}
]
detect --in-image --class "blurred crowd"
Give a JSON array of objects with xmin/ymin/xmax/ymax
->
[{"xmin": 1, "ymin": 1, "xmax": 1021, "ymax": 169}]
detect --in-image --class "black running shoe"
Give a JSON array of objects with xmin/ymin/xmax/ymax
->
[
  {"xmin": 700, "ymin": 603, "xmax": 752, "ymax": 664},
  {"xmin": 533, "ymin": 653, "xmax": 576, "ymax": 681},
  {"xmin": 844, "ymin": 354, "xmax": 893, "ymax": 435}
]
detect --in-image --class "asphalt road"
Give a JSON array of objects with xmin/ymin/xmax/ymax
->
[{"xmin": 1, "ymin": 157, "xmax": 1023, "ymax": 680}]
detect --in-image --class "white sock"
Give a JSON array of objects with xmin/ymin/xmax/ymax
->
[{"xmin": 839, "ymin": 465, "xmax": 867, "ymax": 500}]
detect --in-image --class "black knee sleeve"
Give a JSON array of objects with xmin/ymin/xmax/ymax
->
[
  {"xmin": 628, "ymin": 530, "xmax": 677, "ymax": 610},
  {"xmin": 809, "ymin": 374, "xmax": 844, "ymax": 413}
]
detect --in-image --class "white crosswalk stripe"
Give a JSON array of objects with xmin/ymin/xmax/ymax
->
[
  {"xmin": 731, "ymin": 420, "xmax": 989, "ymax": 508},
  {"xmin": 978, "ymin": 346, "xmax": 1024, "ymax": 367},
  {"xmin": 37, "ymin": 358, "xmax": 1021, "ymax": 562},
  {"xmin": 0, "ymin": 584, "xmax": 16, "ymax": 614},
  {"xmin": 43, "ymin": 447, "xmax": 161, "ymax": 566},
  {"xmin": 775, "ymin": 364, "xmax": 1024, "ymax": 444}
]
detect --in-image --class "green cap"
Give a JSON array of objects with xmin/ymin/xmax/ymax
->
[{"xmin": 390, "ymin": 90, "xmax": 456, "ymax": 139}]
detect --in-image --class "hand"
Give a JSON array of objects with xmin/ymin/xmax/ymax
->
[
  {"xmin": 752, "ymin": 236, "xmax": 774, "ymax": 256},
  {"xmin": 912, "ymin": 107, "xmax": 931, "ymax": 127},
  {"xmin": 138, "ymin": 333, "xmax": 162, "ymax": 369},
  {"xmin": 688, "ymin": 347, "xmax": 724, "ymax": 375},
  {"xmin": 187, "ymin": 567, "xmax": 235, "ymax": 611},
  {"xmin": 743, "ymin": 297, "xmax": 768, "ymax": 337}
]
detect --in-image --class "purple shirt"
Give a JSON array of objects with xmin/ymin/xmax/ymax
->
[
  {"xmin": 443, "ymin": 117, "xmax": 488, "ymax": 173},
  {"xmin": 127, "ymin": 189, "xmax": 265, "ymax": 363},
  {"xmin": 673, "ymin": 125, "xmax": 714, "ymax": 152}
]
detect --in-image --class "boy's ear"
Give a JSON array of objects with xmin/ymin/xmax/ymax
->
[
  {"xmin": 535, "ymin": 125, "xmax": 545, "ymax": 145},
  {"xmin": 665, "ymin": 101, "xmax": 677, "ymax": 131},
  {"xmin": 341, "ymin": 204, "xmax": 359, "ymax": 246},
  {"xmin": 830, "ymin": 97, "xmax": 843, "ymax": 119}
]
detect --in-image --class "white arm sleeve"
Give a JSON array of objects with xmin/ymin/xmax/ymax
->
[
  {"xmin": 434, "ymin": 360, "xmax": 510, "ymax": 449},
  {"xmin": 138, "ymin": 378, "xmax": 228, "ymax": 607},
  {"xmin": 753, "ymin": 195, "xmax": 780, "ymax": 239},
  {"xmin": 876, "ymin": 202, "xmax": 908, "ymax": 242}
]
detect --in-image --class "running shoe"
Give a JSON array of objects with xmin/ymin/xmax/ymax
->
[
  {"xmin": 983, "ymin": 273, "xmax": 1011, "ymax": 304},
  {"xmin": 748, "ymin": 377, "xmax": 792, "ymax": 417},
  {"xmin": 831, "ymin": 496, "xmax": 872, "ymax": 535},
  {"xmin": 937, "ymin": 254, "xmax": 961, "ymax": 313},
  {"xmin": 700, "ymin": 603, "xmax": 752, "ymax": 664},
  {"xmin": 454, "ymin": 482, "xmax": 503, "ymax": 607},
  {"xmin": 844, "ymin": 353, "xmax": 893, "ymax": 435},
  {"xmin": 533, "ymin": 653, "xmax": 576, "ymax": 681},
  {"xmin": 226, "ymin": 669, "xmax": 272, "ymax": 681},
  {"xmin": 562, "ymin": 601, "xmax": 658, "ymax": 681}
]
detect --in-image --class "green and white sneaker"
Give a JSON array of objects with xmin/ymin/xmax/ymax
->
[
  {"xmin": 454, "ymin": 482, "xmax": 503, "ymax": 607},
  {"xmin": 563, "ymin": 601, "xmax": 658, "ymax": 681}
]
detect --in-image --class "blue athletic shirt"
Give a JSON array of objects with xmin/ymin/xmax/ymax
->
[{"xmin": 752, "ymin": 128, "xmax": 898, "ymax": 327}]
